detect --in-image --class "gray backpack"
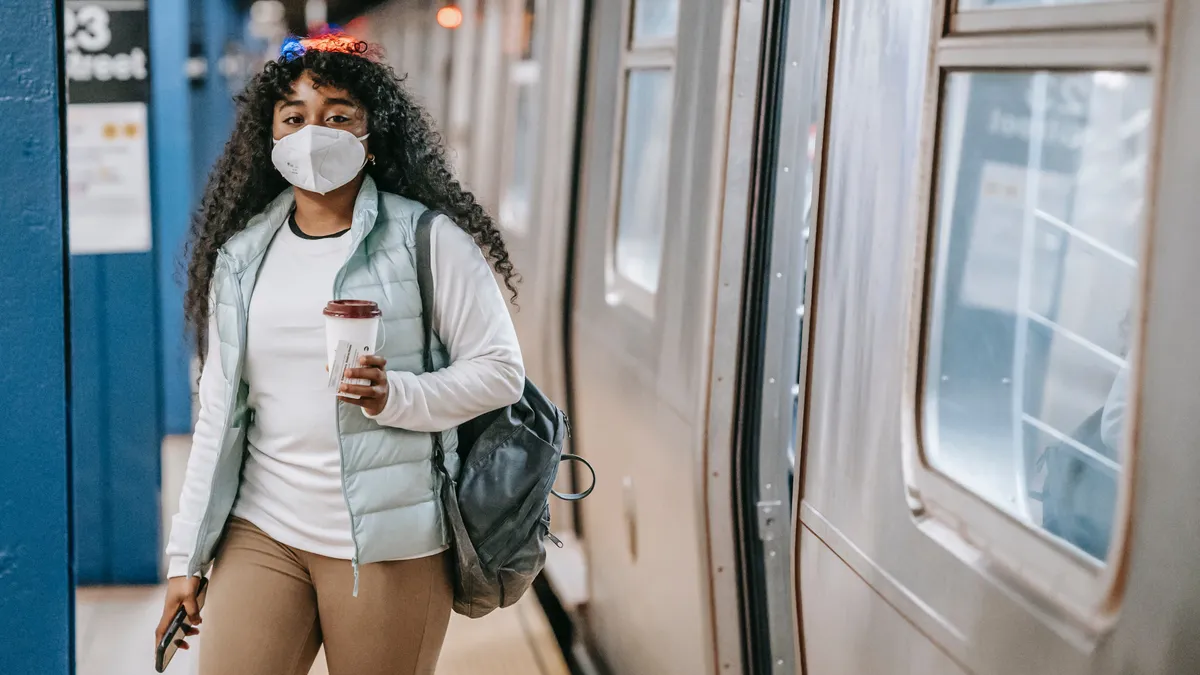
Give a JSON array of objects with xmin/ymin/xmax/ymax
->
[{"xmin": 415, "ymin": 210, "xmax": 595, "ymax": 618}]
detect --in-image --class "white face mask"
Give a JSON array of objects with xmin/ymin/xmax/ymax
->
[{"xmin": 271, "ymin": 125, "xmax": 370, "ymax": 195}]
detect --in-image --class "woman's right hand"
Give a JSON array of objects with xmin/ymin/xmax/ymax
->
[{"xmin": 155, "ymin": 576, "xmax": 204, "ymax": 651}]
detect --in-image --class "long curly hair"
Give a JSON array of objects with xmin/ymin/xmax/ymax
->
[{"xmin": 184, "ymin": 42, "xmax": 517, "ymax": 360}]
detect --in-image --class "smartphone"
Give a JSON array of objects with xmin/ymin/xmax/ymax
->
[{"xmin": 155, "ymin": 577, "xmax": 209, "ymax": 673}]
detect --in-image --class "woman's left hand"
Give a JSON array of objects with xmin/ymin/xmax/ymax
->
[{"xmin": 340, "ymin": 354, "xmax": 390, "ymax": 416}]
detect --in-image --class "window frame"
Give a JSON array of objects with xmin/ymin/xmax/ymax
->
[
  {"xmin": 901, "ymin": 0, "xmax": 1162, "ymax": 634},
  {"xmin": 604, "ymin": 0, "xmax": 679, "ymax": 317},
  {"xmin": 950, "ymin": 0, "xmax": 1159, "ymax": 33}
]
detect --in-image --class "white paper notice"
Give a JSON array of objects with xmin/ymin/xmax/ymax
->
[{"xmin": 66, "ymin": 102, "xmax": 153, "ymax": 255}]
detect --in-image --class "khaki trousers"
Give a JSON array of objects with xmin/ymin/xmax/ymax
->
[{"xmin": 199, "ymin": 518, "xmax": 452, "ymax": 675}]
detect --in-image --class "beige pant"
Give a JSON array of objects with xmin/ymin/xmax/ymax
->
[{"xmin": 200, "ymin": 518, "xmax": 452, "ymax": 675}]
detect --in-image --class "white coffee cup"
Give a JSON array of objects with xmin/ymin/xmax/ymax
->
[{"xmin": 323, "ymin": 300, "xmax": 384, "ymax": 399}]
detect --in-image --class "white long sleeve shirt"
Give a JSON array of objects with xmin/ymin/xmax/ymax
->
[{"xmin": 165, "ymin": 215, "xmax": 523, "ymax": 577}]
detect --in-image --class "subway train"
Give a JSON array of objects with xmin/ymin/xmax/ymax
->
[{"xmin": 337, "ymin": 0, "xmax": 1200, "ymax": 673}]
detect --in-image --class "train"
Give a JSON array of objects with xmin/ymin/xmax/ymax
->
[{"xmin": 331, "ymin": 0, "xmax": 1200, "ymax": 673}]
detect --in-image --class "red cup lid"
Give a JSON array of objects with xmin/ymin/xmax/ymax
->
[{"xmin": 323, "ymin": 300, "xmax": 382, "ymax": 319}]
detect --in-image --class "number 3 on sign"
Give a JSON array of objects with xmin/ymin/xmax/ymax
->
[{"xmin": 64, "ymin": 6, "xmax": 113, "ymax": 53}]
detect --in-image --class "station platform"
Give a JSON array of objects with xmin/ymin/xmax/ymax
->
[
  {"xmin": 74, "ymin": 438, "xmax": 570, "ymax": 675},
  {"xmin": 76, "ymin": 586, "xmax": 567, "ymax": 675}
]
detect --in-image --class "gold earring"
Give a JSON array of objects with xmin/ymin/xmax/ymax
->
[{"xmin": 368, "ymin": 154, "xmax": 376, "ymax": 165}]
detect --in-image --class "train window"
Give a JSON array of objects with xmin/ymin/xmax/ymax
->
[
  {"xmin": 615, "ymin": 68, "xmax": 674, "ymax": 293},
  {"xmin": 499, "ymin": 0, "xmax": 540, "ymax": 236},
  {"xmin": 501, "ymin": 80, "xmax": 538, "ymax": 235},
  {"xmin": 632, "ymin": 0, "xmax": 679, "ymax": 44},
  {"xmin": 922, "ymin": 69, "xmax": 1150, "ymax": 563},
  {"xmin": 518, "ymin": 0, "xmax": 536, "ymax": 59}
]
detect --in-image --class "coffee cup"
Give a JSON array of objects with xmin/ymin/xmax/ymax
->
[{"xmin": 323, "ymin": 300, "xmax": 384, "ymax": 398}]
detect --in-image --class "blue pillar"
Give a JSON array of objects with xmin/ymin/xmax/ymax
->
[
  {"xmin": 0, "ymin": 1, "xmax": 73, "ymax": 673},
  {"xmin": 195, "ymin": 0, "xmax": 240, "ymax": 188},
  {"xmin": 159, "ymin": 0, "xmax": 245, "ymax": 437},
  {"xmin": 151, "ymin": 0, "xmax": 196, "ymax": 436},
  {"xmin": 198, "ymin": 0, "xmax": 240, "ymax": 181},
  {"xmin": 66, "ymin": 1, "xmax": 163, "ymax": 586}
]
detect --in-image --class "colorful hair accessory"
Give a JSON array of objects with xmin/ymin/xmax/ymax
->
[
  {"xmin": 279, "ymin": 30, "xmax": 369, "ymax": 62},
  {"xmin": 280, "ymin": 36, "xmax": 306, "ymax": 62}
]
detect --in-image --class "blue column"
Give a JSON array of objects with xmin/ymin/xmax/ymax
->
[
  {"xmin": 195, "ymin": 0, "xmax": 240, "ymax": 188},
  {"xmin": 158, "ymin": 0, "xmax": 245, "ymax": 436},
  {"xmin": 151, "ymin": 0, "xmax": 196, "ymax": 436},
  {"xmin": 67, "ymin": 2, "xmax": 163, "ymax": 586},
  {"xmin": 0, "ymin": 1, "xmax": 73, "ymax": 673},
  {"xmin": 189, "ymin": 0, "xmax": 243, "ymax": 235}
]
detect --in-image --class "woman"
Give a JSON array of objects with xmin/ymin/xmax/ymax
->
[{"xmin": 154, "ymin": 34, "xmax": 524, "ymax": 675}]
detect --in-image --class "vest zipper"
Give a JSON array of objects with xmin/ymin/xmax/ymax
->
[
  {"xmin": 334, "ymin": 229, "xmax": 366, "ymax": 597},
  {"xmin": 336, "ymin": 400, "xmax": 363, "ymax": 598}
]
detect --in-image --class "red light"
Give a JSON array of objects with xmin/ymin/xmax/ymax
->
[{"xmin": 437, "ymin": 5, "xmax": 463, "ymax": 29}]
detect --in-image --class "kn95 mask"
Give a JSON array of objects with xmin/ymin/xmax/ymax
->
[{"xmin": 271, "ymin": 125, "xmax": 370, "ymax": 194}]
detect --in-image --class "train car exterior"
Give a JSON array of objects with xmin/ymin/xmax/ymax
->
[
  {"xmin": 345, "ymin": 0, "xmax": 1200, "ymax": 673},
  {"xmin": 799, "ymin": 1, "xmax": 1200, "ymax": 674}
]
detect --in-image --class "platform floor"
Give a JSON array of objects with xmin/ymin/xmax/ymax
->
[
  {"xmin": 75, "ymin": 436, "xmax": 570, "ymax": 675},
  {"xmin": 76, "ymin": 585, "xmax": 567, "ymax": 675}
]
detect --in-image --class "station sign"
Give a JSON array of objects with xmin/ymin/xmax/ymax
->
[{"xmin": 64, "ymin": 1, "xmax": 153, "ymax": 255}]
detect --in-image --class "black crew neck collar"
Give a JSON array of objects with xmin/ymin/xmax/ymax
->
[{"xmin": 289, "ymin": 209, "xmax": 350, "ymax": 240}]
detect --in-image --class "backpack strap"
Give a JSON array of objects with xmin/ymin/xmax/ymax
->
[
  {"xmin": 415, "ymin": 209, "xmax": 441, "ymax": 375},
  {"xmin": 415, "ymin": 209, "xmax": 448, "ymax": 473}
]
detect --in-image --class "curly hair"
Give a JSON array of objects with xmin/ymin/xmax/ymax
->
[{"xmin": 183, "ymin": 44, "xmax": 518, "ymax": 360}]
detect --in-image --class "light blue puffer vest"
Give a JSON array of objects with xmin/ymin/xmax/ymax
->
[{"xmin": 189, "ymin": 176, "xmax": 459, "ymax": 590}]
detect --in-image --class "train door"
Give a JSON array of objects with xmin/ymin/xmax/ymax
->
[
  {"xmin": 792, "ymin": 1, "xmax": 1200, "ymax": 673},
  {"xmin": 730, "ymin": 0, "xmax": 834, "ymax": 671},
  {"xmin": 569, "ymin": 1, "xmax": 746, "ymax": 673},
  {"xmin": 490, "ymin": 0, "xmax": 588, "ymax": 567}
]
